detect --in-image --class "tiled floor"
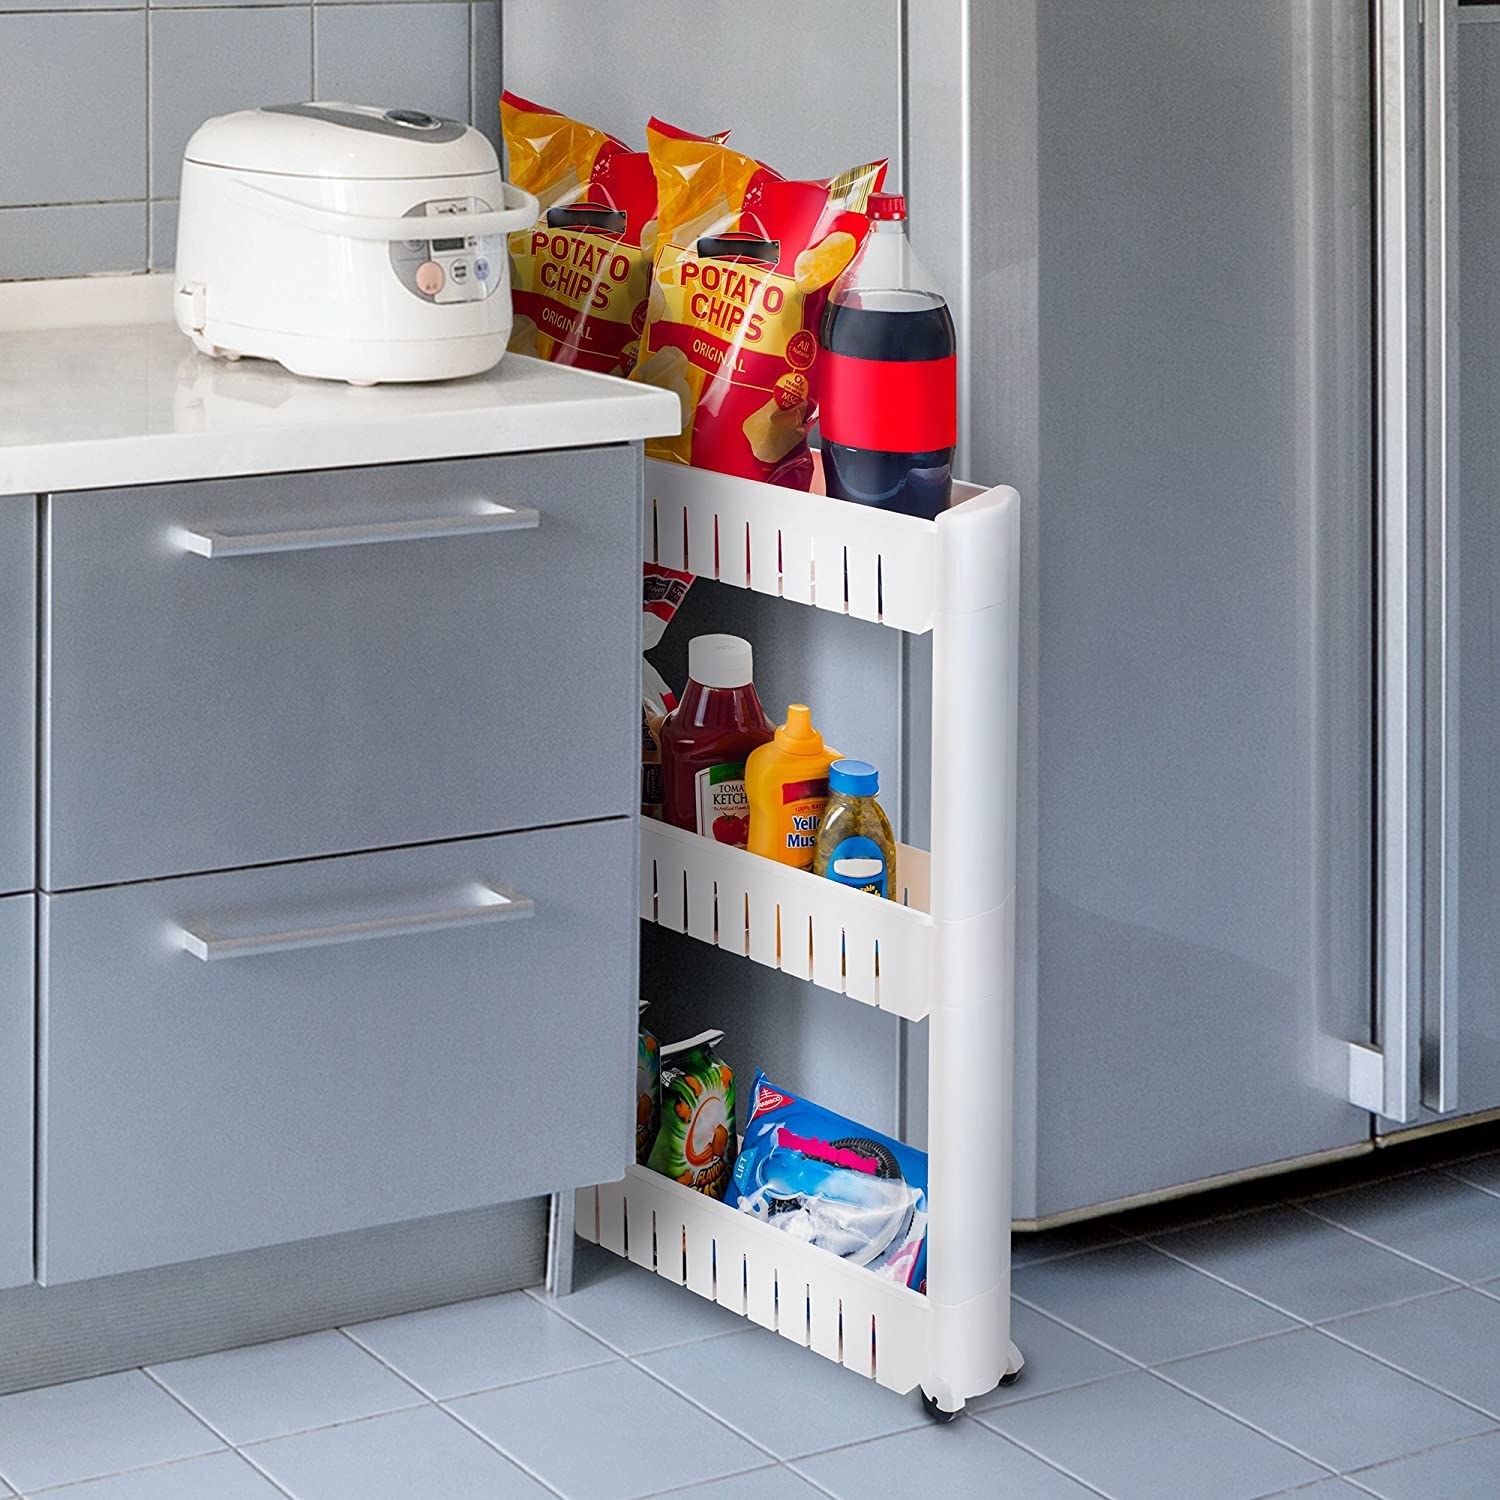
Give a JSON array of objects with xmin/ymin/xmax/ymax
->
[{"xmin": 7, "ymin": 1139, "xmax": 1500, "ymax": 1498}]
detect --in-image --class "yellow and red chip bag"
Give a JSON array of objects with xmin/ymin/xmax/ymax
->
[
  {"xmin": 500, "ymin": 93, "xmax": 728, "ymax": 376},
  {"xmin": 631, "ymin": 125, "xmax": 886, "ymax": 489}
]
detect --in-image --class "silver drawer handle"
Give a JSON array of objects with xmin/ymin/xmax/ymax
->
[
  {"xmin": 173, "ymin": 883, "xmax": 534, "ymax": 961},
  {"xmin": 171, "ymin": 504, "xmax": 540, "ymax": 558}
]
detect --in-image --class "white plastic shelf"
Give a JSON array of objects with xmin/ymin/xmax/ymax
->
[
  {"xmin": 645, "ymin": 454, "xmax": 989, "ymax": 635},
  {"xmin": 577, "ymin": 1165, "xmax": 930, "ymax": 1395},
  {"xmin": 640, "ymin": 819, "xmax": 934, "ymax": 1021}
]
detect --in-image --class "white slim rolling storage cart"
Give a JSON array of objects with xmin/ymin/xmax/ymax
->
[{"xmin": 577, "ymin": 455, "xmax": 1023, "ymax": 1418}]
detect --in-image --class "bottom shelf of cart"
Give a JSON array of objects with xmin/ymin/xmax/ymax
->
[{"xmin": 576, "ymin": 1164, "xmax": 931, "ymax": 1395}]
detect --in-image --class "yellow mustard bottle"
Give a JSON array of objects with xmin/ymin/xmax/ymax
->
[{"xmin": 744, "ymin": 705, "xmax": 841, "ymax": 868}]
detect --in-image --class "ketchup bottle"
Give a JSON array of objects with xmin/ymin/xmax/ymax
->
[
  {"xmin": 661, "ymin": 635, "xmax": 774, "ymax": 847},
  {"xmin": 818, "ymin": 193, "xmax": 957, "ymax": 519}
]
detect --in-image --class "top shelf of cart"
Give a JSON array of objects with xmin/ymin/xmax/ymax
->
[{"xmin": 644, "ymin": 454, "xmax": 1018, "ymax": 636}]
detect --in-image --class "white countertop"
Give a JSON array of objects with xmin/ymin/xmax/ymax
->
[{"xmin": 0, "ymin": 274, "xmax": 680, "ymax": 494}]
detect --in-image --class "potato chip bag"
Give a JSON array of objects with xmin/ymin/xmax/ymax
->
[
  {"xmin": 500, "ymin": 93, "xmax": 729, "ymax": 376},
  {"xmin": 632, "ymin": 126, "xmax": 886, "ymax": 488}
]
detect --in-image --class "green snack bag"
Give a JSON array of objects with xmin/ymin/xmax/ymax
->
[
  {"xmin": 646, "ymin": 1029, "xmax": 735, "ymax": 1199},
  {"xmin": 636, "ymin": 1007, "xmax": 661, "ymax": 1166}
]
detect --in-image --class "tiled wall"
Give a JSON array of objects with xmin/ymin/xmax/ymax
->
[{"xmin": 0, "ymin": 0, "xmax": 500, "ymax": 280}]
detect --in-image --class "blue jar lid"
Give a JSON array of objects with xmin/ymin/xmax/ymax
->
[{"xmin": 829, "ymin": 759, "xmax": 880, "ymax": 797}]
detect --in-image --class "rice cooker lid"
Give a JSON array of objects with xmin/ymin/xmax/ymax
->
[{"xmin": 184, "ymin": 102, "xmax": 501, "ymax": 180}]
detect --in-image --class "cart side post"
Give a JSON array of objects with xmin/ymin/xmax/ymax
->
[{"xmin": 922, "ymin": 483, "xmax": 1024, "ymax": 1414}]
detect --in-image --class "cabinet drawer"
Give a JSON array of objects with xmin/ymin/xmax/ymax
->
[
  {"xmin": 41, "ymin": 449, "xmax": 641, "ymax": 890},
  {"xmin": 0, "ymin": 498, "xmax": 34, "ymax": 895},
  {"xmin": 0, "ymin": 894, "xmax": 32, "ymax": 1289},
  {"xmin": 38, "ymin": 819, "xmax": 636, "ymax": 1284}
]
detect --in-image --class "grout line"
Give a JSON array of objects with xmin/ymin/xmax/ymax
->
[
  {"xmin": 1013, "ymin": 1288, "xmax": 1324, "ymax": 1380},
  {"xmin": 1342, "ymin": 1426, "xmax": 1500, "ymax": 1489},
  {"xmin": 1009, "ymin": 1234, "xmax": 1133, "ymax": 1269},
  {"xmin": 967, "ymin": 1365, "xmax": 1138, "ymax": 1415},
  {"xmin": 141, "ymin": 1362, "xmax": 438, "ymax": 1472},
  {"xmin": 229, "ymin": 1445, "xmax": 302, "ymax": 1500},
  {"xmin": 1293, "ymin": 1198, "xmax": 1492, "ymax": 1283},
  {"xmin": 438, "ymin": 1403, "xmax": 571, "ymax": 1500},
  {"xmin": 1144, "ymin": 1232, "xmax": 1465, "ymax": 1327},
  {"xmin": 617, "ymin": 1355, "xmax": 794, "ymax": 1466},
  {"xmin": 1440, "ymin": 1164, "xmax": 1500, "ymax": 1199},
  {"xmin": 338, "ymin": 1320, "xmax": 618, "ymax": 1404},
  {"xmin": 1307, "ymin": 1284, "xmax": 1464, "ymax": 1327},
  {"xmin": 960, "ymin": 1419, "xmax": 1124, "ymax": 1499},
  {"xmin": 519, "ymin": 1281, "xmax": 751, "ymax": 1360},
  {"xmin": 1344, "ymin": 1416, "xmax": 1500, "ymax": 1488},
  {"xmin": 136, "ymin": 1368, "xmax": 298, "ymax": 1499},
  {"xmin": 330, "ymin": 1326, "xmax": 447, "ymax": 1403},
  {"xmin": 1085, "ymin": 1237, "xmax": 1323, "ymax": 1333},
  {"xmin": 142, "ymin": 0, "xmax": 151, "ymax": 211},
  {"xmin": 630, "ymin": 1460, "xmax": 786, "ymax": 1500},
  {"xmin": 1311, "ymin": 1320, "xmax": 1500, "ymax": 1423},
  {"xmin": 1139, "ymin": 1366, "xmax": 1343, "ymax": 1481}
]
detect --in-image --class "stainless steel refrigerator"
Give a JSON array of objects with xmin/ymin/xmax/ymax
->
[
  {"xmin": 503, "ymin": 0, "xmax": 1500, "ymax": 1224},
  {"xmin": 917, "ymin": 0, "xmax": 1500, "ymax": 1222}
]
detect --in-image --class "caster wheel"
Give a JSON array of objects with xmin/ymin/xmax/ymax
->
[
  {"xmin": 999, "ymin": 1368, "xmax": 1022, "ymax": 1387},
  {"xmin": 921, "ymin": 1390, "xmax": 961, "ymax": 1423}
]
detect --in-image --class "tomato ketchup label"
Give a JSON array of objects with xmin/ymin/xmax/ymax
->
[{"xmin": 695, "ymin": 761, "xmax": 751, "ymax": 846}]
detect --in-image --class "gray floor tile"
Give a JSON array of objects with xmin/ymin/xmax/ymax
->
[
  {"xmin": 1350, "ymin": 1429, "xmax": 1500, "ymax": 1500},
  {"xmin": 535, "ymin": 1242, "xmax": 748, "ymax": 1354},
  {"xmin": 244, "ymin": 1403, "xmax": 550, "ymax": 1500},
  {"xmin": 793, "ymin": 1419, "xmax": 1102, "ymax": 1500},
  {"xmin": 638, "ymin": 1326, "xmax": 925, "ymax": 1460},
  {"xmin": 1012, "ymin": 1221, "xmax": 1129, "ymax": 1266},
  {"xmin": 448, "ymin": 1360, "xmax": 768, "ymax": 1500},
  {"xmin": 979, "ymin": 1370, "xmax": 1324, "ymax": 1500},
  {"xmin": 1013, "ymin": 1241, "xmax": 1298, "ymax": 1364},
  {"xmin": 1444, "ymin": 1152, "xmax": 1500, "ymax": 1195},
  {"xmin": 1300, "ymin": 1172, "xmax": 1500, "ymax": 1282},
  {"xmin": 1161, "ymin": 1328, "xmax": 1493, "ymax": 1472},
  {"xmin": 1321, "ymin": 1288, "xmax": 1500, "ymax": 1418},
  {"xmin": 0, "ymin": 1371, "xmax": 221, "ymax": 1494},
  {"xmin": 346, "ymin": 1290, "xmax": 616, "ymax": 1399},
  {"xmin": 1148, "ymin": 1205, "xmax": 1457, "ymax": 1321},
  {"xmin": 148, "ymin": 1329, "xmax": 424, "ymax": 1445},
  {"xmin": 969, "ymin": 1301, "xmax": 1134, "ymax": 1412},
  {"xmin": 25, "ymin": 1450, "xmax": 284, "ymax": 1499},
  {"xmin": 646, "ymin": 1466, "xmax": 827, "ymax": 1500}
]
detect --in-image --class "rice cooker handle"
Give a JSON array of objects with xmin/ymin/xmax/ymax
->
[{"xmin": 225, "ymin": 179, "xmax": 540, "ymax": 241}]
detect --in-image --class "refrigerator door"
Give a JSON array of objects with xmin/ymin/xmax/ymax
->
[
  {"xmin": 1383, "ymin": 2, "xmax": 1500, "ymax": 1137},
  {"xmin": 939, "ymin": 0, "xmax": 1377, "ymax": 1217}
]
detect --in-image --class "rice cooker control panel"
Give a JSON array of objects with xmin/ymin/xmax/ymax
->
[{"xmin": 389, "ymin": 198, "xmax": 501, "ymax": 305}]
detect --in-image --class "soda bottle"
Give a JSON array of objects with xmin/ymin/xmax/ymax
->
[{"xmin": 818, "ymin": 193, "xmax": 957, "ymax": 519}]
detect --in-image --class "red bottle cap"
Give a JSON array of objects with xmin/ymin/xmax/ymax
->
[{"xmin": 868, "ymin": 193, "xmax": 906, "ymax": 221}]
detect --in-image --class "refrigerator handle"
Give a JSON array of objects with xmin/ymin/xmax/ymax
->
[
  {"xmin": 1421, "ymin": 0, "xmax": 1459, "ymax": 1114},
  {"xmin": 1353, "ymin": 0, "xmax": 1457, "ymax": 1122},
  {"xmin": 1354, "ymin": 0, "xmax": 1425, "ymax": 1123}
]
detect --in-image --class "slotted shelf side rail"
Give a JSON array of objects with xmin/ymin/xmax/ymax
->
[
  {"xmin": 640, "ymin": 819, "xmax": 934, "ymax": 1020},
  {"xmin": 583, "ymin": 461, "xmax": 1024, "ymax": 1417},
  {"xmin": 645, "ymin": 452, "xmax": 990, "ymax": 634}
]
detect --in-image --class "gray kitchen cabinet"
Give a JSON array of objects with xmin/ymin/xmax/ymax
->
[
  {"xmin": 41, "ymin": 448, "xmax": 641, "ymax": 891},
  {"xmin": 0, "ymin": 894, "xmax": 32, "ymax": 1289},
  {"xmin": 38, "ymin": 817, "xmax": 635, "ymax": 1284},
  {"xmin": 0, "ymin": 498, "xmax": 33, "ymax": 896}
]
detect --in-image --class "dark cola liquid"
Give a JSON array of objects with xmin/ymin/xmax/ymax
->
[{"xmin": 820, "ymin": 289, "xmax": 957, "ymax": 519}]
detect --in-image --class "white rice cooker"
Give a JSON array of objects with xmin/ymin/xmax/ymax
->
[{"xmin": 174, "ymin": 103, "xmax": 539, "ymax": 385}]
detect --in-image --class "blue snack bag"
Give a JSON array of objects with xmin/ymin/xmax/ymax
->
[{"xmin": 730, "ymin": 1071, "xmax": 928, "ymax": 1292}]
